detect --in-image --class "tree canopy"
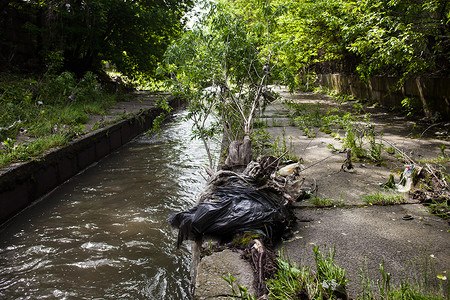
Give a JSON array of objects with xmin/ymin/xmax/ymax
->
[
  {"xmin": 0, "ymin": 0, "xmax": 193, "ymax": 78},
  {"xmin": 222, "ymin": 0, "xmax": 450, "ymax": 86}
]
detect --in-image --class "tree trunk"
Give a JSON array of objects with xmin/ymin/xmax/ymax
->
[{"xmin": 223, "ymin": 135, "xmax": 252, "ymax": 170}]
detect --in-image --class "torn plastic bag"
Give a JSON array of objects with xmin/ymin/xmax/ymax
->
[{"xmin": 168, "ymin": 185, "xmax": 289, "ymax": 248}]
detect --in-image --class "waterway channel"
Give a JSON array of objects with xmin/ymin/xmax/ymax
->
[{"xmin": 0, "ymin": 111, "xmax": 212, "ymax": 299}]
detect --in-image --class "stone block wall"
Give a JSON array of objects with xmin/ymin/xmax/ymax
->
[{"xmin": 317, "ymin": 74, "xmax": 450, "ymax": 119}]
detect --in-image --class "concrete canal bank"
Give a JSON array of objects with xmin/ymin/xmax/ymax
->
[
  {"xmin": 0, "ymin": 92, "xmax": 185, "ymax": 224},
  {"xmin": 192, "ymin": 87, "xmax": 449, "ymax": 299}
]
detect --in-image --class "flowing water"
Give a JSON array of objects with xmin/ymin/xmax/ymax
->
[{"xmin": 0, "ymin": 112, "xmax": 212, "ymax": 299}]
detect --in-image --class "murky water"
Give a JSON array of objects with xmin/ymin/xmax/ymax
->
[{"xmin": 0, "ymin": 112, "xmax": 213, "ymax": 299}]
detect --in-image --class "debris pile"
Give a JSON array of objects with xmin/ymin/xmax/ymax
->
[
  {"xmin": 410, "ymin": 164, "xmax": 450, "ymax": 220},
  {"xmin": 168, "ymin": 184, "xmax": 290, "ymax": 248},
  {"xmin": 168, "ymin": 156, "xmax": 309, "ymax": 246},
  {"xmin": 168, "ymin": 155, "xmax": 310, "ymax": 296}
]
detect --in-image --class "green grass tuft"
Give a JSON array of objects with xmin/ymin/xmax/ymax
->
[
  {"xmin": 308, "ymin": 197, "xmax": 344, "ymax": 208},
  {"xmin": 363, "ymin": 192, "xmax": 407, "ymax": 205}
]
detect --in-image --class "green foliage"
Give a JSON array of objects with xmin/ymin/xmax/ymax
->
[
  {"xmin": 222, "ymin": 273, "xmax": 257, "ymax": 300},
  {"xmin": 381, "ymin": 174, "xmax": 397, "ymax": 190},
  {"xmin": 251, "ymin": 126, "xmax": 297, "ymax": 161},
  {"xmin": 366, "ymin": 126, "xmax": 383, "ymax": 163},
  {"xmin": 251, "ymin": 127, "xmax": 273, "ymax": 157},
  {"xmin": 402, "ymin": 97, "xmax": 424, "ymax": 117},
  {"xmin": 308, "ymin": 197, "xmax": 344, "ymax": 208},
  {"xmin": 363, "ymin": 192, "xmax": 407, "ymax": 205},
  {"xmin": 148, "ymin": 96, "xmax": 174, "ymax": 134},
  {"xmin": 266, "ymin": 246, "xmax": 347, "ymax": 299},
  {"xmin": 222, "ymin": 0, "xmax": 450, "ymax": 86},
  {"xmin": 266, "ymin": 248, "xmax": 447, "ymax": 299},
  {"xmin": 313, "ymin": 245, "xmax": 348, "ymax": 288},
  {"xmin": 1, "ymin": 0, "xmax": 193, "ymax": 77},
  {"xmin": 232, "ymin": 232, "xmax": 261, "ymax": 248},
  {"xmin": 0, "ymin": 72, "xmax": 117, "ymax": 167},
  {"xmin": 0, "ymin": 134, "xmax": 70, "ymax": 166},
  {"xmin": 266, "ymin": 257, "xmax": 314, "ymax": 299},
  {"xmin": 285, "ymin": 99, "xmax": 384, "ymax": 163},
  {"xmin": 426, "ymin": 199, "xmax": 449, "ymax": 220},
  {"xmin": 358, "ymin": 257, "xmax": 446, "ymax": 300},
  {"xmin": 339, "ymin": 113, "xmax": 385, "ymax": 163},
  {"xmin": 160, "ymin": 2, "xmax": 279, "ymax": 167},
  {"xmin": 348, "ymin": 0, "xmax": 449, "ymax": 81}
]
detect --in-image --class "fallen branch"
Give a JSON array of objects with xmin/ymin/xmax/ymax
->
[
  {"xmin": 419, "ymin": 122, "xmax": 450, "ymax": 138},
  {"xmin": 383, "ymin": 139, "xmax": 416, "ymax": 165}
]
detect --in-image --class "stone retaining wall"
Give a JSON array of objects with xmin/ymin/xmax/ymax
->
[
  {"xmin": 0, "ymin": 96, "xmax": 184, "ymax": 224},
  {"xmin": 317, "ymin": 74, "xmax": 450, "ymax": 119}
]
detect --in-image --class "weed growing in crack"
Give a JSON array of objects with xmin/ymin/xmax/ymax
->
[
  {"xmin": 341, "ymin": 113, "xmax": 366, "ymax": 158},
  {"xmin": 284, "ymin": 100, "xmax": 323, "ymax": 138},
  {"xmin": 363, "ymin": 192, "xmax": 407, "ymax": 205},
  {"xmin": 366, "ymin": 129, "xmax": 384, "ymax": 164},
  {"xmin": 426, "ymin": 199, "xmax": 449, "ymax": 220},
  {"xmin": 272, "ymin": 128, "xmax": 298, "ymax": 161},
  {"xmin": 359, "ymin": 254, "xmax": 446, "ymax": 300},
  {"xmin": 314, "ymin": 245, "xmax": 348, "ymax": 290},
  {"xmin": 284, "ymin": 99, "xmax": 384, "ymax": 164},
  {"xmin": 265, "ymin": 246, "xmax": 348, "ymax": 299},
  {"xmin": 233, "ymin": 246, "xmax": 448, "ymax": 299},
  {"xmin": 223, "ymin": 273, "xmax": 257, "ymax": 300},
  {"xmin": 266, "ymin": 256, "xmax": 314, "ymax": 299},
  {"xmin": 308, "ymin": 197, "xmax": 344, "ymax": 208}
]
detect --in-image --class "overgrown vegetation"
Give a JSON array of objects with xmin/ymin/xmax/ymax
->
[
  {"xmin": 251, "ymin": 123, "xmax": 298, "ymax": 162},
  {"xmin": 0, "ymin": 72, "xmax": 117, "ymax": 167},
  {"xmin": 222, "ymin": 0, "xmax": 450, "ymax": 89},
  {"xmin": 266, "ymin": 246, "xmax": 348, "ymax": 299},
  {"xmin": 359, "ymin": 257, "xmax": 446, "ymax": 300},
  {"xmin": 285, "ymin": 99, "xmax": 384, "ymax": 164},
  {"xmin": 1, "ymin": 0, "xmax": 195, "ymax": 167},
  {"xmin": 1, "ymin": 0, "xmax": 193, "ymax": 79},
  {"xmin": 228, "ymin": 246, "xmax": 447, "ymax": 299}
]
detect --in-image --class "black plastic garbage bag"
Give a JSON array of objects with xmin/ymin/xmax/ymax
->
[{"xmin": 168, "ymin": 185, "xmax": 289, "ymax": 247}]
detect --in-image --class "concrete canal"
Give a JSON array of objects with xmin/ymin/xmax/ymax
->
[{"xmin": 0, "ymin": 111, "xmax": 211, "ymax": 299}]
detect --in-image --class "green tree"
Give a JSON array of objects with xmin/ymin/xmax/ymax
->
[
  {"xmin": 160, "ymin": 2, "xmax": 275, "ymax": 168},
  {"xmin": 222, "ymin": 0, "xmax": 450, "ymax": 86},
  {"xmin": 0, "ymin": 0, "xmax": 193, "ymax": 78},
  {"xmin": 348, "ymin": 0, "xmax": 450, "ymax": 81}
]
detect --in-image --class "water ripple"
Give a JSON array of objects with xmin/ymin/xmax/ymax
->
[
  {"xmin": 68, "ymin": 258, "xmax": 122, "ymax": 269},
  {"xmin": 0, "ymin": 111, "xmax": 214, "ymax": 299},
  {"xmin": 80, "ymin": 242, "xmax": 118, "ymax": 252}
]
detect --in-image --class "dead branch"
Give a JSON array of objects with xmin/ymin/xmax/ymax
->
[
  {"xmin": 419, "ymin": 122, "xmax": 450, "ymax": 138},
  {"xmin": 383, "ymin": 139, "xmax": 416, "ymax": 165}
]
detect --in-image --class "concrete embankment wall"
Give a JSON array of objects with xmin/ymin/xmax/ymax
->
[
  {"xmin": 317, "ymin": 74, "xmax": 450, "ymax": 119},
  {"xmin": 0, "ymin": 96, "xmax": 184, "ymax": 225}
]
